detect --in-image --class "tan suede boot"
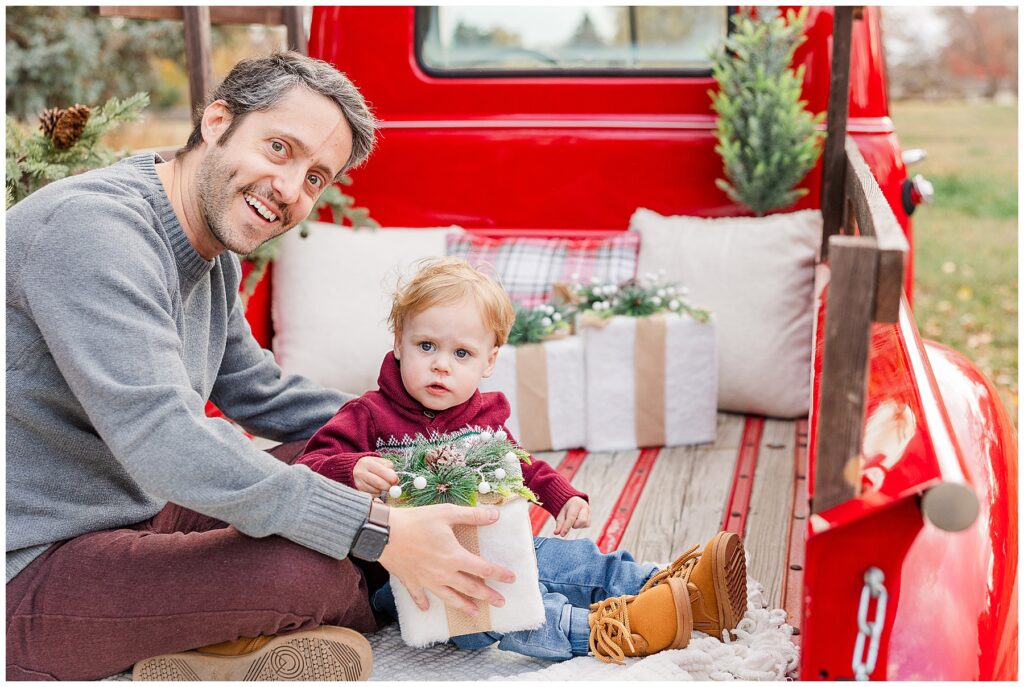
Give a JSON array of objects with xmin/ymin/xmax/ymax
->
[
  {"xmin": 641, "ymin": 531, "xmax": 748, "ymax": 640},
  {"xmin": 132, "ymin": 625, "xmax": 373, "ymax": 681},
  {"xmin": 588, "ymin": 577, "xmax": 693, "ymax": 664}
]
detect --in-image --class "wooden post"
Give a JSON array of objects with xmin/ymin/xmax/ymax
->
[
  {"xmin": 283, "ymin": 7, "xmax": 308, "ymax": 54},
  {"xmin": 183, "ymin": 6, "xmax": 213, "ymax": 123},
  {"xmin": 812, "ymin": 235, "xmax": 878, "ymax": 514},
  {"xmin": 843, "ymin": 137, "xmax": 909, "ymax": 323},
  {"xmin": 819, "ymin": 6, "xmax": 855, "ymax": 260}
]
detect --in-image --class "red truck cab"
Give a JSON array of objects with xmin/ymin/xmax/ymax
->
[{"xmin": 246, "ymin": 6, "xmax": 1016, "ymax": 679}]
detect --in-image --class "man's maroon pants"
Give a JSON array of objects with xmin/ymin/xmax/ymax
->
[{"xmin": 6, "ymin": 443, "xmax": 378, "ymax": 680}]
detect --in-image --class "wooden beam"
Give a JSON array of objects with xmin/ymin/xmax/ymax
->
[
  {"xmin": 183, "ymin": 6, "xmax": 213, "ymax": 122},
  {"xmin": 813, "ymin": 235, "xmax": 877, "ymax": 514},
  {"xmin": 819, "ymin": 6, "xmax": 855, "ymax": 260},
  {"xmin": 843, "ymin": 137, "xmax": 909, "ymax": 323},
  {"xmin": 282, "ymin": 7, "xmax": 308, "ymax": 54},
  {"xmin": 97, "ymin": 6, "xmax": 287, "ymax": 26}
]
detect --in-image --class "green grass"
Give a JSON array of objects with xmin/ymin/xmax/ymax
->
[{"xmin": 891, "ymin": 100, "xmax": 1018, "ymax": 423}]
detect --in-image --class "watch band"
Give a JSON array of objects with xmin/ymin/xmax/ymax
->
[{"xmin": 367, "ymin": 499, "xmax": 390, "ymax": 528}]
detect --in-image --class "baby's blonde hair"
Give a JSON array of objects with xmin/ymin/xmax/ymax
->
[{"xmin": 389, "ymin": 257, "xmax": 515, "ymax": 347}]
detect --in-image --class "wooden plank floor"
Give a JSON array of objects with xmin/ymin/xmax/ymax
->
[
  {"xmin": 618, "ymin": 413, "xmax": 744, "ymax": 563},
  {"xmin": 535, "ymin": 450, "xmax": 638, "ymax": 539},
  {"xmin": 744, "ymin": 418, "xmax": 799, "ymax": 606},
  {"xmin": 531, "ymin": 413, "xmax": 798, "ymax": 608}
]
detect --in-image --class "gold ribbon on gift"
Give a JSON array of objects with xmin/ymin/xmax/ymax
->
[
  {"xmin": 515, "ymin": 343, "xmax": 553, "ymax": 451},
  {"xmin": 387, "ymin": 496, "xmax": 522, "ymax": 638},
  {"xmin": 634, "ymin": 315, "xmax": 667, "ymax": 447},
  {"xmin": 446, "ymin": 524, "xmax": 493, "ymax": 636}
]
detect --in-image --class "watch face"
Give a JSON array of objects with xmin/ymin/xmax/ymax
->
[{"xmin": 353, "ymin": 526, "xmax": 389, "ymax": 561}]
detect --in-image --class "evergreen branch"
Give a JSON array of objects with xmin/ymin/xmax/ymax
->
[{"xmin": 6, "ymin": 92, "xmax": 150, "ymax": 207}]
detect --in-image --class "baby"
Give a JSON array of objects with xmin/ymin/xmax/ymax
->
[{"xmin": 298, "ymin": 257, "xmax": 747, "ymax": 663}]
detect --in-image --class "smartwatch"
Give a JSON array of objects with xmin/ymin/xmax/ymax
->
[{"xmin": 350, "ymin": 499, "xmax": 390, "ymax": 561}]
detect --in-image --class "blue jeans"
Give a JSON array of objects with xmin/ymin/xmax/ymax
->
[{"xmin": 371, "ymin": 536, "xmax": 658, "ymax": 661}]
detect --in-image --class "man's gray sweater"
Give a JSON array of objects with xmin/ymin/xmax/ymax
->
[{"xmin": 6, "ymin": 154, "xmax": 371, "ymax": 582}]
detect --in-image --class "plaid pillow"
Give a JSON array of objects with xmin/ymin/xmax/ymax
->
[{"xmin": 446, "ymin": 232, "xmax": 640, "ymax": 307}]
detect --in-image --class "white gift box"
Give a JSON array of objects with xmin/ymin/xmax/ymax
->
[
  {"xmin": 388, "ymin": 498, "xmax": 545, "ymax": 647},
  {"xmin": 581, "ymin": 313, "xmax": 717, "ymax": 451},
  {"xmin": 479, "ymin": 336, "xmax": 586, "ymax": 452}
]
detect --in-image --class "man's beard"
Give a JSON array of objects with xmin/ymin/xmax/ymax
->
[{"xmin": 194, "ymin": 145, "xmax": 291, "ymax": 255}]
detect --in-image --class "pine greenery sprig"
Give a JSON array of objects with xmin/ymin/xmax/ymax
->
[
  {"xmin": 407, "ymin": 464, "xmax": 480, "ymax": 507},
  {"xmin": 507, "ymin": 302, "xmax": 571, "ymax": 345},
  {"xmin": 382, "ymin": 429, "xmax": 538, "ymax": 508},
  {"xmin": 6, "ymin": 92, "xmax": 149, "ymax": 209},
  {"xmin": 240, "ymin": 176, "xmax": 378, "ymax": 306},
  {"xmin": 575, "ymin": 273, "xmax": 711, "ymax": 322},
  {"xmin": 708, "ymin": 7, "xmax": 824, "ymax": 216}
]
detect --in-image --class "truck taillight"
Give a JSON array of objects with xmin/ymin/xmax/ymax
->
[{"xmin": 901, "ymin": 174, "xmax": 935, "ymax": 215}]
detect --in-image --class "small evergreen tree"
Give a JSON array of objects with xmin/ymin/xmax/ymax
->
[{"xmin": 709, "ymin": 7, "xmax": 824, "ymax": 216}]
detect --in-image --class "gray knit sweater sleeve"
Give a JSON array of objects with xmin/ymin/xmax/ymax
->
[{"xmin": 11, "ymin": 178, "xmax": 369, "ymax": 563}]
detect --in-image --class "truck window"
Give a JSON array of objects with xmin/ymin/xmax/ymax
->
[{"xmin": 416, "ymin": 6, "xmax": 729, "ymax": 76}]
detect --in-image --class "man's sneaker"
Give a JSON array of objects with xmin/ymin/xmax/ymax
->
[
  {"xmin": 132, "ymin": 625, "xmax": 373, "ymax": 681},
  {"xmin": 641, "ymin": 531, "xmax": 747, "ymax": 640},
  {"xmin": 587, "ymin": 577, "xmax": 693, "ymax": 664}
]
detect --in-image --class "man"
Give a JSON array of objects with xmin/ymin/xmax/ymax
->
[{"xmin": 6, "ymin": 52, "xmax": 514, "ymax": 681}]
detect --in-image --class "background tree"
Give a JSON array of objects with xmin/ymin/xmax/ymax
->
[
  {"xmin": 452, "ymin": 21, "xmax": 520, "ymax": 48},
  {"xmin": 611, "ymin": 7, "xmax": 714, "ymax": 46},
  {"xmin": 6, "ymin": 7, "xmax": 259, "ymax": 121},
  {"xmin": 567, "ymin": 13, "xmax": 605, "ymax": 49},
  {"xmin": 882, "ymin": 6, "xmax": 1018, "ymax": 101},
  {"xmin": 5, "ymin": 7, "xmax": 187, "ymax": 120},
  {"xmin": 938, "ymin": 6, "xmax": 1018, "ymax": 98},
  {"xmin": 880, "ymin": 7, "xmax": 950, "ymax": 100}
]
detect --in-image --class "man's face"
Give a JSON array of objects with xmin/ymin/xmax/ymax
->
[
  {"xmin": 393, "ymin": 300, "xmax": 499, "ymax": 411},
  {"xmin": 195, "ymin": 87, "xmax": 353, "ymax": 256}
]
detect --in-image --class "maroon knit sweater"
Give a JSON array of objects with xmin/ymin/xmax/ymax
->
[{"xmin": 298, "ymin": 352, "xmax": 588, "ymax": 516}]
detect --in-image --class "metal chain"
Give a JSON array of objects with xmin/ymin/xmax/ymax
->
[{"xmin": 852, "ymin": 567, "xmax": 888, "ymax": 680}]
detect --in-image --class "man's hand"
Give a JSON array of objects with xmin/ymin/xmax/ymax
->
[
  {"xmin": 353, "ymin": 455, "xmax": 397, "ymax": 495},
  {"xmin": 377, "ymin": 504, "xmax": 515, "ymax": 615},
  {"xmin": 553, "ymin": 496, "xmax": 590, "ymax": 536}
]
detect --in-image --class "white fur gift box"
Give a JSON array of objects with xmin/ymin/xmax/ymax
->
[
  {"xmin": 388, "ymin": 497, "xmax": 545, "ymax": 648},
  {"xmin": 479, "ymin": 336, "xmax": 586, "ymax": 452},
  {"xmin": 581, "ymin": 313, "xmax": 717, "ymax": 451}
]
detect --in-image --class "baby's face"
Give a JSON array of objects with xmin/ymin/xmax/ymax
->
[{"xmin": 394, "ymin": 300, "xmax": 499, "ymax": 411}]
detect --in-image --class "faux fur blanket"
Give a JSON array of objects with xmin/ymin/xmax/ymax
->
[
  {"xmin": 365, "ymin": 560, "xmax": 799, "ymax": 681},
  {"xmin": 106, "ymin": 559, "xmax": 798, "ymax": 681}
]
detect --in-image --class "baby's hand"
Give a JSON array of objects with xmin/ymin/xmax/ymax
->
[
  {"xmin": 554, "ymin": 496, "xmax": 591, "ymax": 537},
  {"xmin": 353, "ymin": 455, "xmax": 397, "ymax": 495}
]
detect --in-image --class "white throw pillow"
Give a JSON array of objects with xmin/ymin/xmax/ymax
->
[
  {"xmin": 630, "ymin": 208, "xmax": 821, "ymax": 418},
  {"xmin": 272, "ymin": 223, "xmax": 459, "ymax": 394}
]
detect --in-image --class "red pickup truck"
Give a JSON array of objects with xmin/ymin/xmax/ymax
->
[{"xmin": 244, "ymin": 6, "xmax": 1016, "ymax": 680}]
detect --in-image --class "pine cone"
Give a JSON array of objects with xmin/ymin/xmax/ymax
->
[
  {"xmin": 424, "ymin": 444, "xmax": 467, "ymax": 469},
  {"xmin": 44, "ymin": 104, "xmax": 91, "ymax": 150},
  {"xmin": 38, "ymin": 107, "xmax": 62, "ymax": 140}
]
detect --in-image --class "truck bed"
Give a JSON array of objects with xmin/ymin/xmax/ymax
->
[{"xmin": 530, "ymin": 413, "xmax": 807, "ymax": 625}]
